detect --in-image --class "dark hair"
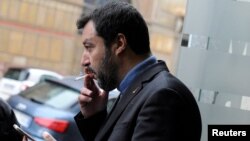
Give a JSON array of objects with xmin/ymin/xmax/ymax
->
[{"xmin": 77, "ymin": 1, "xmax": 151, "ymax": 55}]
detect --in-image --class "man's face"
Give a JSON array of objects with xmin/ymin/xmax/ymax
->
[{"xmin": 81, "ymin": 20, "xmax": 118, "ymax": 91}]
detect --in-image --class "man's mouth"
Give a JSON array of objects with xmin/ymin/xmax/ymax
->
[
  {"xmin": 75, "ymin": 67, "xmax": 97, "ymax": 81},
  {"xmin": 85, "ymin": 67, "xmax": 95, "ymax": 75}
]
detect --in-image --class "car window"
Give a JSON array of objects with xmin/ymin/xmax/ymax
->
[
  {"xmin": 4, "ymin": 68, "xmax": 29, "ymax": 81},
  {"xmin": 21, "ymin": 81, "xmax": 79, "ymax": 109}
]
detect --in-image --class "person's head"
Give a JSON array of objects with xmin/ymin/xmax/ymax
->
[{"xmin": 77, "ymin": 1, "xmax": 151, "ymax": 91}]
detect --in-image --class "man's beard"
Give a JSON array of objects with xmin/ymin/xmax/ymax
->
[{"xmin": 97, "ymin": 49, "xmax": 119, "ymax": 91}]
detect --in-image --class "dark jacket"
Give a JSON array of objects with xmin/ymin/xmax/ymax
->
[
  {"xmin": 75, "ymin": 61, "xmax": 202, "ymax": 141},
  {"xmin": 0, "ymin": 99, "xmax": 22, "ymax": 141}
]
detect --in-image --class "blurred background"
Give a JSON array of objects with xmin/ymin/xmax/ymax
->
[
  {"xmin": 0, "ymin": 1, "xmax": 187, "ymax": 140},
  {"xmin": 0, "ymin": 0, "xmax": 186, "ymax": 76}
]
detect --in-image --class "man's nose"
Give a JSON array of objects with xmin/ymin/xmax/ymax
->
[{"xmin": 81, "ymin": 52, "xmax": 90, "ymax": 67}]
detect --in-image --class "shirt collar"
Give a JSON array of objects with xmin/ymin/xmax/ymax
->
[{"xmin": 118, "ymin": 56, "xmax": 157, "ymax": 93}]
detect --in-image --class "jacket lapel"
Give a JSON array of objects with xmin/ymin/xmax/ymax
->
[{"xmin": 95, "ymin": 61, "xmax": 168, "ymax": 141}]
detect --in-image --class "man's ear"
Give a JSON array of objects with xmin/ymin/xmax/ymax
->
[{"xmin": 115, "ymin": 33, "xmax": 127, "ymax": 55}]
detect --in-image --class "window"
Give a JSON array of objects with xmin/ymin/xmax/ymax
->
[
  {"xmin": 21, "ymin": 81, "xmax": 79, "ymax": 109},
  {"xmin": 22, "ymin": 33, "xmax": 37, "ymax": 57},
  {"xmin": 4, "ymin": 68, "xmax": 29, "ymax": 81},
  {"xmin": 0, "ymin": 0, "xmax": 10, "ymax": 18},
  {"xmin": 9, "ymin": 31, "xmax": 23, "ymax": 54},
  {"xmin": 36, "ymin": 36, "xmax": 50, "ymax": 59},
  {"xmin": 9, "ymin": 0, "xmax": 20, "ymax": 20}
]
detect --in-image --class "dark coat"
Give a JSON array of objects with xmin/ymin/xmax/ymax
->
[
  {"xmin": 75, "ymin": 61, "xmax": 202, "ymax": 141},
  {"xmin": 0, "ymin": 99, "xmax": 22, "ymax": 141}
]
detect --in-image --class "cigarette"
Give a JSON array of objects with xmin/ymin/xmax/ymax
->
[{"xmin": 75, "ymin": 74, "xmax": 87, "ymax": 81}]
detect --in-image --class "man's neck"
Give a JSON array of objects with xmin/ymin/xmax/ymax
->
[{"xmin": 117, "ymin": 53, "xmax": 151, "ymax": 85}]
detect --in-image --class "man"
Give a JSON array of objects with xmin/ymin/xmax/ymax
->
[{"xmin": 75, "ymin": 1, "xmax": 202, "ymax": 141}]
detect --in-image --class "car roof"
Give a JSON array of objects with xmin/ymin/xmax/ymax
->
[
  {"xmin": 44, "ymin": 76, "xmax": 83, "ymax": 91},
  {"xmin": 3, "ymin": 67, "xmax": 63, "ymax": 81},
  {"xmin": 5, "ymin": 67, "xmax": 62, "ymax": 76},
  {"xmin": 27, "ymin": 69, "xmax": 63, "ymax": 79},
  {"xmin": 44, "ymin": 76, "xmax": 120, "ymax": 98}
]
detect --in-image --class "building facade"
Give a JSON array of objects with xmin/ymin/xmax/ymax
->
[
  {"xmin": 0, "ymin": 0, "xmax": 186, "ymax": 76},
  {"xmin": 0, "ymin": 0, "xmax": 83, "ymax": 76}
]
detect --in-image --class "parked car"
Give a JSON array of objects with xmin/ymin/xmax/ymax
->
[
  {"xmin": 7, "ymin": 76, "xmax": 119, "ymax": 141},
  {"xmin": 0, "ymin": 67, "xmax": 63, "ymax": 100}
]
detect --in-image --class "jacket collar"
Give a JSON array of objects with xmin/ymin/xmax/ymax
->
[{"xmin": 118, "ymin": 56, "xmax": 157, "ymax": 93}]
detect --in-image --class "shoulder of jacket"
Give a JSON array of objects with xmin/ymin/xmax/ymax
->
[{"xmin": 0, "ymin": 99, "xmax": 12, "ymax": 118}]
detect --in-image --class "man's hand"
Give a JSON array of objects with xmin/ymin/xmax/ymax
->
[
  {"xmin": 42, "ymin": 131, "xmax": 56, "ymax": 141},
  {"xmin": 79, "ymin": 73, "xmax": 108, "ymax": 118}
]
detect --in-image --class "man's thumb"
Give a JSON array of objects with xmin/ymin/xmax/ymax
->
[{"xmin": 42, "ymin": 131, "xmax": 56, "ymax": 141}]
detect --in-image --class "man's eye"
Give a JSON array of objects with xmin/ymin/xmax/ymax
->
[{"xmin": 84, "ymin": 45, "xmax": 93, "ymax": 51}]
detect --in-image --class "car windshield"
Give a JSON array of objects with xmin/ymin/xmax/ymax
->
[{"xmin": 21, "ymin": 81, "xmax": 79, "ymax": 109}]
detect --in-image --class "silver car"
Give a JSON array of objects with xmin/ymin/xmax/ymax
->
[{"xmin": 0, "ymin": 67, "xmax": 63, "ymax": 100}]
